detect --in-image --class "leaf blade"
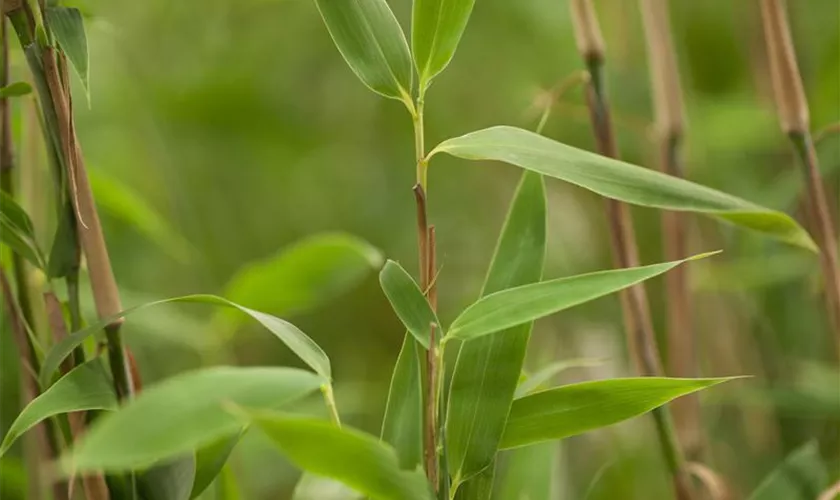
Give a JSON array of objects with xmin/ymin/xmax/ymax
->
[
  {"xmin": 0, "ymin": 81, "xmax": 33, "ymax": 98},
  {"xmin": 380, "ymin": 335, "xmax": 424, "ymax": 470},
  {"xmin": 412, "ymin": 0, "xmax": 477, "ymax": 88},
  {"xmin": 445, "ymin": 171, "xmax": 546, "ymax": 483},
  {"xmin": 446, "ymin": 252, "xmax": 718, "ymax": 342},
  {"xmin": 0, "ymin": 360, "xmax": 117, "ymax": 457},
  {"xmin": 500, "ymin": 377, "xmax": 737, "ymax": 449},
  {"xmin": 45, "ymin": 6, "xmax": 89, "ymax": 94},
  {"xmin": 63, "ymin": 367, "xmax": 324, "ymax": 472},
  {"xmin": 249, "ymin": 413, "xmax": 433, "ymax": 500},
  {"xmin": 379, "ymin": 260, "xmax": 439, "ymax": 349},
  {"xmin": 190, "ymin": 429, "xmax": 246, "ymax": 499},
  {"xmin": 40, "ymin": 294, "xmax": 332, "ymax": 386},
  {"xmin": 314, "ymin": 0, "xmax": 413, "ymax": 100},
  {"xmin": 430, "ymin": 126, "xmax": 816, "ymax": 251}
]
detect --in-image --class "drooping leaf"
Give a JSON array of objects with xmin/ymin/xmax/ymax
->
[
  {"xmin": 429, "ymin": 126, "xmax": 816, "ymax": 251},
  {"xmin": 190, "ymin": 429, "xmax": 246, "ymax": 499},
  {"xmin": 0, "ymin": 191, "xmax": 46, "ymax": 270},
  {"xmin": 0, "ymin": 82, "xmax": 33, "ymax": 98},
  {"xmin": 0, "ymin": 360, "xmax": 116, "ymax": 457},
  {"xmin": 446, "ymin": 253, "xmax": 717, "ymax": 342},
  {"xmin": 138, "ymin": 455, "xmax": 197, "ymax": 500},
  {"xmin": 379, "ymin": 260, "xmax": 439, "ymax": 349},
  {"xmin": 515, "ymin": 358, "xmax": 604, "ymax": 398},
  {"xmin": 380, "ymin": 335, "xmax": 423, "ymax": 470},
  {"xmin": 63, "ymin": 367, "xmax": 324, "ymax": 472},
  {"xmin": 747, "ymin": 441, "xmax": 828, "ymax": 500},
  {"xmin": 89, "ymin": 170, "xmax": 193, "ymax": 262},
  {"xmin": 412, "ymin": 0, "xmax": 477, "ymax": 89},
  {"xmin": 45, "ymin": 7, "xmax": 89, "ymax": 94},
  {"xmin": 446, "ymin": 171, "xmax": 546, "ymax": 485},
  {"xmin": 248, "ymin": 412, "xmax": 432, "ymax": 500},
  {"xmin": 224, "ymin": 233, "xmax": 382, "ymax": 320},
  {"xmin": 500, "ymin": 377, "xmax": 737, "ymax": 449},
  {"xmin": 41, "ymin": 294, "xmax": 332, "ymax": 387},
  {"xmin": 314, "ymin": 0, "xmax": 413, "ymax": 100},
  {"xmin": 47, "ymin": 202, "xmax": 79, "ymax": 279},
  {"xmin": 496, "ymin": 443, "xmax": 560, "ymax": 500}
]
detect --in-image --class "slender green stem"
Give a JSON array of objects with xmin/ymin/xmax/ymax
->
[
  {"xmin": 105, "ymin": 324, "xmax": 133, "ymax": 400},
  {"xmin": 321, "ymin": 384, "xmax": 342, "ymax": 427}
]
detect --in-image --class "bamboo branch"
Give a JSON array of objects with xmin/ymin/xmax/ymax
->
[
  {"xmin": 639, "ymin": 0, "xmax": 703, "ymax": 459},
  {"xmin": 569, "ymin": 1, "xmax": 694, "ymax": 498},
  {"xmin": 760, "ymin": 0, "xmax": 840, "ymax": 355}
]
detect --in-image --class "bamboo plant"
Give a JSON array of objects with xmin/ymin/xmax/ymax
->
[{"xmin": 0, "ymin": 1, "xmax": 831, "ymax": 499}]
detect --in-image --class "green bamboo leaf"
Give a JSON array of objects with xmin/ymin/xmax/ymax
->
[
  {"xmin": 224, "ymin": 233, "xmax": 382, "ymax": 320},
  {"xmin": 47, "ymin": 202, "xmax": 79, "ymax": 279},
  {"xmin": 453, "ymin": 464, "xmax": 494, "ymax": 500},
  {"xmin": 380, "ymin": 335, "xmax": 423, "ymax": 469},
  {"xmin": 138, "ymin": 455, "xmax": 197, "ymax": 500},
  {"xmin": 0, "ymin": 360, "xmax": 116, "ymax": 457},
  {"xmin": 412, "ymin": 0, "xmax": 477, "ymax": 89},
  {"xmin": 496, "ymin": 443, "xmax": 559, "ymax": 500},
  {"xmin": 89, "ymin": 170, "xmax": 194, "ymax": 262},
  {"xmin": 379, "ymin": 260, "xmax": 439, "ymax": 349},
  {"xmin": 430, "ymin": 126, "xmax": 816, "ymax": 251},
  {"xmin": 314, "ymin": 0, "xmax": 413, "ymax": 101},
  {"xmin": 0, "ymin": 81, "xmax": 32, "ymax": 98},
  {"xmin": 217, "ymin": 464, "xmax": 242, "ymax": 500},
  {"xmin": 0, "ymin": 191, "xmax": 46, "ymax": 269},
  {"xmin": 515, "ymin": 358, "xmax": 604, "ymax": 398},
  {"xmin": 40, "ymin": 294, "xmax": 332, "ymax": 386},
  {"xmin": 190, "ymin": 429, "xmax": 246, "ymax": 499},
  {"xmin": 747, "ymin": 441, "xmax": 828, "ymax": 500},
  {"xmin": 248, "ymin": 412, "xmax": 432, "ymax": 500},
  {"xmin": 63, "ymin": 367, "xmax": 324, "ymax": 472},
  {"xmin": 45, "ymin": 7, "xmax": 89, "ymax": 94},
  {"xmin": 446, "ymin": 253, "xmax": 717, "ymax": 342},
  {"xmin": 446, "ymin": 171, "xmax": 546, "ymax": 485},
  {"xmin": 500, "ymin": 377, "xmax": 737, "ymax": 449}
]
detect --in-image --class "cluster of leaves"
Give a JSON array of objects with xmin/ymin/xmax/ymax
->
[{"xmin": 0, "ymin": 1, "xmax": 833, "ymax": 500}]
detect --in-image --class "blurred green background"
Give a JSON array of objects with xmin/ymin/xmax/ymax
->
[{"xmin": 1, "ymin": 0, "xmax": 839, "ymax": 498}]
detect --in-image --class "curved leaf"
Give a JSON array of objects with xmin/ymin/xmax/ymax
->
[
  {"xmin": 190, "ymin": 429, "xmax": 246, "ymax": 499},
  {"xmin": 446, "ymin": 252, "xmax": 717, "ymax": 342},
  {"xmin": 45, "ymin": 6, "xmax": 89, "ymax": 94},
  {"xmin": 41, "ymin": 294, "xmax": 331, "ymax": 386},
  {"xmin": 429, "ymin": 126, "xmax": 816, "ymax": 251},
  {"xmin": 0, "ymin": 81, "xmax": 33, "ymax": 98},
  {"xmin": 412, "ymin": 0, "xmax": 477, "ymax": 89},
  {"xmin": 446, "ymin": 171, "xmax": 546, "ymax": 484},
  {"xmin": 379, "ymin": 260, "xmax": 438, "ymax": 349},
  {"xmin": 249, "ymin": 412, "xmax": 432, "ymax": 500},
  {"xmin": 224, "ymin": 233, "xmax": 382, "ymax": 319},
  {"xmin": 0, "ymin": 360, "xmax": 116, "ymax": 457},
  {"xmin": 500, "ymin": 377, "xmax": 738, "ymax": 449},
  {"xmin": 63, "ymin": 367, "xmax": 324, "ymax": 472},
  {"xmin": 314, "ymin": 0, "xmax": 413, "ymax": 100},
  {"xmin": 0, "ymin": 191, "xmax": 46, "ymax": 269}
]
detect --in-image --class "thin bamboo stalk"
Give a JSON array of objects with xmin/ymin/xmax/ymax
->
[
  {"xmin": 569, "ymin": 1, "xmax": 694, "ymax": 498},
  {"xmin": 760, "ymin": 0, "xmax": 840, "ymax": 355},
  {"xmin": 639, "ymin": 0, "xmax": 703, "ymax": 459}
]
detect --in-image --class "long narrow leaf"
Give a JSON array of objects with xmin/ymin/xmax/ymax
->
[
  {"xmin": 0, "ymin": 81, "xmax": 32, "ymax": 98},
  {"xmin": 515, "ymin": 358, "xmax": 604, "ymax": 398},
  {"xmin": 63, "ymin": 367, "xmax": 324, "ymax": 472},
  {"xmin": 249, "ymin": 412, "xmax": 432, "ymax": 500},
  {"xmin": 500, "ymin": 377, "xmax": 737, "ymax": 449},
  {"xmin": 380, "ymin": 335, "xmax": 423, "ymax": 469},
  {"xmin": 379, "ymin": 260, "xmax": 439, "ymax": 349},
  {"xmin": 314, "ymin": 0, "xmax": 413, "ymax": 100},
  {"xmin": 747, "ymin": 441, "xmax": 828, "ymax": 500},
  {"xmin": 0, "ymin": 360, "xmax": 116, "ymax": 457},
  {"xmin": 190, "ymin": 429, "xmax": 246, "ymax": 499},
  {"xmin": 138, "ymin": 455, "xmax": 197, "ymax": 500},
  {"xmin": 412, "ymin": 0, "xmax": 477, "ymax": 88},
  {"xmin": 40, "ymin": 294, "xmax": 332, "ymax": 386},
  {"xmin": 446, "ymin": 171, "xmax": 546, "ymax": 485},
  {"xmin": 430, "ymin": 126, "xmax": 816, "ymax": 251},
  {"xmin": 446, "ymin": 252, "xmax": 717, "ymax": 342},
  {"xmin": 45, "ymin": 6, "xmax": 89, "ymax": 94},
  {"xmin": 0, "ymin": 191, "xmax": 46, "ymax": 269}
]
